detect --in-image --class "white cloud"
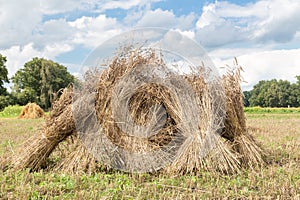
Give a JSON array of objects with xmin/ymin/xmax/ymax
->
[
  {"xmin": 239, "ymin": 49, "xmax": 300, "ymax": 87},
  {"xmin": 40, "ymin": 0, "xmax": 85, "ymax": 14},
  {"xmin": 33, "ymin": 19, "xmax": 76, "ymax": 49},
  {"xmin": 99, "ymin": 0, "xmax": 147, "ymax": 11},
  {"xmin": 0, "ymin": 0, "xmax": 42, "ymax": 48},
  {"xmin": 0, "ymin": 11, "xmax": 123, "ymax": 78},
  {"xmin": 195, "ymin": 2, "xmax": 248, "ymax": 47},
  {"xmin": 136, "ymin": 9, "xmax": 196, "ymax": 30},
  {"xmin": 0, "ymin": 43, "xmax": 73, "ymax": 77},
  {"xmin": 211, "ymin": 48, "xmax": 300, "ymax": 90},
  {"xmin": 196, "ymin": 21, "xmax": 246, "ymax": 47},
  {"xmin": 0, "ymin": 44, "xmax": 43, "ymax": 77},
  {"xmin": 68, "ymin": 15, "xmax": 123, "ymax": 48},
  {"xmin": 255, "ymin": 1, "xmax": 300, "ymax": 42},
  {"xmin": 195, "ymin": 0, "xmax": 300, "ymax": 47},
  {"xmin": 41, "ymin": 0, "xmax": 163, "ymax": 14},
  {"xmin": 136, "ymin": 9, "xmax": 176, "ymax": 28},
  {"xmin": 196, "ymin": 3, "xmax": 219, "ymax": 29},
  {"xmin": 0, "ymin": 0, "xmax": 164, "ymax": 50},
  {"xmin": 209, "ymin": 47, "xmax": 271, "ymax": 60},
  {"xmin": 174, "ymin": 29, "xmax": 195, "ymax": 40}
]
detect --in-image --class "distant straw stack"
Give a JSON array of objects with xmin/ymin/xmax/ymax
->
[
  {"xmin": 18, "ymin": 103, "xmax": 45, "ymax": 119},
  {"xmin": 12, "ymin": 87, "xmax": 75, "ymax": 171}
]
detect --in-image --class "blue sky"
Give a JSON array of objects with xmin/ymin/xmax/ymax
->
[{"xmin": 1, "ymin": 0, "xmax": 300, "ymax": 90}]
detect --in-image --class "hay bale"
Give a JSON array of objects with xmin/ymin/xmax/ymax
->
[
  {"xmin": 6, "ymin": 48, "xmax": 266, "ymax": 175},
  {"xmin": 19, "ymin": 103, "xmax": 45, "ymax": 119}
]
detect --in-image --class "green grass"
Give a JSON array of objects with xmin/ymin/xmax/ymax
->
[
  {"xmin": 244, "ymin": 106, "xmax": 300, "ymax": 114},
  {"xmin": 0, "ymin": 105, "xmax": 23, "ymax": 118},
  {"xmin": 0, "ymin": 105, "xmax": 49, "ymax": 118},
  {"xmin": 1, "ymin": 105, "xmax": 298, "ymax": 118},
  {"xmin": 1, "ymin": 167, "xmax": 299, "ymax": 199},
  {"xmin": 0, "ymin": 114, "xmax": 299, "ymax": 199}
]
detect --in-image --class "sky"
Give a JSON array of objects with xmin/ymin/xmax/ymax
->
[{"xmin": 1, "ymin": 0, "xmax": 300, "ymax": 90}]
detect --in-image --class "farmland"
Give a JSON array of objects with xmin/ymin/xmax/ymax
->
[{"xmin": 0, "ymin": 111, "xmax": 299, "ymax": 199}]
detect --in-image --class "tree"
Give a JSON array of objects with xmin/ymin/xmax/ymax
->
[
  {"xmin": 249, "ymin": 80, "xmax": 268, "ymax": 107},
  {"xmin": 288, "ymin": 83, "xmax": 299, "ymax": 107},
  {"xmin": 0, "ymin": 54, "xmax": 10, "ymax": 110},
  {"xmin": 295, "ymin": 76, "xmax": 300, "ymax": 105},
  {"xmin": 264, "ymin": 80, "xmax": 291, "ymax": 107},
  {"xmin": 243, "ymin": 91, "xmax": 251, "ymax": 107},
  {"xmin": 0, "ymin": 54, "xmax": 9, "ymax": 95},
  {"xmin": 296, "ymin": 76, "xmax": 300, "ymax": 85},
  {"xmin": 248, "ymin": 78, "xmax": 299, "ymax": 107},
  {"xmin": 11, "ymin": 58, "xmax": 75, "ymax": 109}
]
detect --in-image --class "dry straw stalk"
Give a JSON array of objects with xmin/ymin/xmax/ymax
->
[{"xmin": 1, "ymin": 48, "xmax": 266, "ymax": 175}]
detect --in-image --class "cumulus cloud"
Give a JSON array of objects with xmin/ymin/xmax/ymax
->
[
  {"xmin": 40, "ymin": 0, "xmax": 86, "ymax": 14},
  {"xmin": 0, "ymin": 0, "xmax": 78, "ymax": 49},
  {"xmin": 195, "ymin": 0, "xmax": 300, "ymax": 47},
  {"xmin": 210, "ymin": 48, "xmax": 300, "ymax": 90},
  {"xmin": 0, "ymin": 0, "xmax": 42, "ymax": 48},
  {"xmin": 174, "ymin": 29, "xmax": 195, "ymax": 40},
  {"xmin": 0, "ymin": 11, "xmax": 122, "ymax": 77},
  {"xmin": 238, "ymin": 49, "xmax": 300, "ymax": 88},
  {"xmin": 32, "ymin": 19, "xmax": 76, "ymax": 50},
  {"xmin": 0, "ymin": 1, "xmax": 125, "ymax": 74},
  {"xmin": 99, "ymin": 0, "xmax": 153, "ymax": 11},
  {"xmin": 253, "ymin": 0, "xmax": 300, "ymax": 42},
  {"xmin": 68, "ymin": 15, "xmax": 123, "ymax": 48},
  {"xmin": 136, "ymin": 9, "xmax": 176, "ymax": 28},
  {"xmin": 0, "ymin": 43, "xmax": 73, "ymax": 77},
  {"xmin": 136, "ymin": 9, "xmax": 196, "ymax": 30},
  {"xmin": 41, "ymin": 0, "xmax": 163, "ymax": 14},
  {"xmin": 0, "ymin": 0, "xmax": 165, "ymax": 49}
]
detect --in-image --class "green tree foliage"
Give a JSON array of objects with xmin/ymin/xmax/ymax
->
[
  {"xmin": 295, "ymin": 76, "xmax": 300, "ymax": 104},
  {"xmin": 11, "ymin": 58, "xmax": 74, "ymax": 109},
  {"xmin": 246, "ymin": 77, "xmax": 300, "ymax": 107},
  {"xmin": 0, "ymin": 95, "xmax": 12, "ymax": 111},
  {"xmin": 0, "ymin": 54, "xmax": 9, "ymax": 95},
  {"xmin": 0, "ymin": 54, "xmax": 10, "ymax": 111},
  {"xmin": 243, "ymin": 91, "xmax": 251, "ymax": 107}
]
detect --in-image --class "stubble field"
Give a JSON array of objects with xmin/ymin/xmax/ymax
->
[{"xmin": 0, "ymin": 113, "xmax": 299, "ymax": 199}]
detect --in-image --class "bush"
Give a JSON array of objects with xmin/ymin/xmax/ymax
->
[
  {"xmin": 0, "ymin": 95, "xmax": 12, "ymax": 111},
  {"xmin": 0, "ymin": 105, "xmax": 23, "ymax": 118}
]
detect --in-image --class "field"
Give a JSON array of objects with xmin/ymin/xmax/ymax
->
[{"xmin": 0, "ymin": 111, "xmax": 299, "ymax": 199}]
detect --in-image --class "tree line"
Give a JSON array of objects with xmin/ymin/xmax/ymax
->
[
  {"xmin": 0, "ymin": 54, "xmax": 75, "ymax": 111},
  {"xmin": 244, "ymin": 77, "xmax": 300, "ymax": 107}
]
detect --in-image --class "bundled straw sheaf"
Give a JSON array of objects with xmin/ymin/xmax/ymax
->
[
  {"xmin": 222, "ymin": 58, "xmax": 266, "ymax": 169},
  {"xmin": 1, "ymin": 47, "xmax": 266, "ymax": 175},
  {"xmin": 10, "ymin": 87, "xmax": 75, "ymax": 171}
]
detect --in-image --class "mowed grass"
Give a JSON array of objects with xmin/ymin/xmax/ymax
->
[
  {"xmin": 0, "ymin": 113, "xmax": 299, "ymax": 199},
  {"xmin": 0, "ymin": 118, "xmax": 44, "ymax": 155}
]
